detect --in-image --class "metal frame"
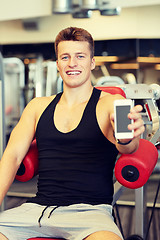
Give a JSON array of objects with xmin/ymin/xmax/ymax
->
[
  {"xmin": 3, "ymin": 57, "xmax": 25, "ymax": 116},
  {"xmin": 0, "ymin": 56, "xmax": 25, "ymax": 211},
  {"xmin": 0, "ymin": 52, "xmax": 6, "ymax": 211},
  {"xmin": 119, "ymin": 83, "xmax": 160, "ymax": 238}
]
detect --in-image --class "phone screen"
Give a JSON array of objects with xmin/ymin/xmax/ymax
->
[{"xmin": 116, "ymin": 105, "xmax": 131, "ymax": 133}]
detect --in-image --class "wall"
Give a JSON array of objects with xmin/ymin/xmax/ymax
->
[
  {"xmin": 0, "ymin": 0, "xmax": 52, "ymax": 21},
  {"xmin": 0, "ymin": 4, "xmax": 160, "ymax": 44}
]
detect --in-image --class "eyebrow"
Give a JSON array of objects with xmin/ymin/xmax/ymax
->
[
  {"xmin": 76, "ymin": 52, "xmax": 87, "ymax": 55},
  {"xmin": 59, "ymin": 53, "xmax": 69, "ymax": 57},
  {"xmin": 59, "ymin": 52, "xmax": 87, "ymax": 58}
]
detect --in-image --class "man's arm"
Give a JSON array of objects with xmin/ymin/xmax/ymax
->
[{"xmin": 0, "ymin": 99, "xmax": 37, "ymax": 206}]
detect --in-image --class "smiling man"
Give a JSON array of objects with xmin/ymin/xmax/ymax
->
[
  {"xmin": 56, "ymin": 41, "xmax": 95, "ymax": 90},
  {"xmin": 0, "ymin": 27, "xmax": 144, "ymax": 240}
]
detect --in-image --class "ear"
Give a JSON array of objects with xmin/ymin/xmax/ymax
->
[
  {"xmin": 91, "ymin": 57, "xmax": 95, "ymax": 70},
  {"xmin": 56, "ymin": 60, "xmax": 59, "ymax": 71}
]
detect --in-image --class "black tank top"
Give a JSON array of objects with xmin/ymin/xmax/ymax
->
[{"xmin": 28, "ymin": 88, "xmax": 119, "ymax": 206}]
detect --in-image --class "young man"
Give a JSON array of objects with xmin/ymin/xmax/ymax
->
[{"xmin": 0, "ymin": 27, "xmax": 144, "ymax": 240}]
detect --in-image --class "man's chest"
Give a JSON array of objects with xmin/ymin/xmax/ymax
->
[
  {"xmin": 53, "ymin": 100, "xmax": 111, "ymax": 136},
  {"xmin": 54, "ymin": 102, "xmax": 87, "ymax": 133}
]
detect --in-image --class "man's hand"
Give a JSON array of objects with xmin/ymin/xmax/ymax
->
[
  {"xmin": 128, "ymin": 105, "xmax": 145, "ymax": 138},
  {"xmin": 110, "ymin": 104, "xmax": 145, "ymax": 139},
  {"xmin": 110, "ymin": 104, "xmax": 145, "ymax": 153}
]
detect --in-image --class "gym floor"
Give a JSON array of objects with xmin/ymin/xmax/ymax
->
[{"xmin": 4, "ymin": 174, "xmax": 160, "ymax": 240}]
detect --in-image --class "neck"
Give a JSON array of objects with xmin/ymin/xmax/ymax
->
[{"xmin": 61, "ymin": 84, "xmax": 93, "ymax": 107}]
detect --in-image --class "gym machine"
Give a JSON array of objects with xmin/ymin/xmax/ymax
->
[
  {"xmin": 96, "ymin": 82, "xmax": 160, "ymax": 239},
  {"xmin": 0, "ymin": 56, "xmax": 25, "ymax": 211},
  {"xmin": 0, "ymin": 52, "xmax": 6, "ymax": 211},
  {"xmin": 3, "ymin": 57, "xmax": 25, "ymax": 138},
  {"xmin": 114, "ymin": 83, "xmax": 160, "ymax": 240}
]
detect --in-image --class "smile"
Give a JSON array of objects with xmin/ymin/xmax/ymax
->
[{"xmin": 66, "ymin": 71, "xmax": 81, "ymax": 75}]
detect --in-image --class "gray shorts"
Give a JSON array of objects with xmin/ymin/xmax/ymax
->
[{"xmin": 0, "ymin": 203, "xmax": 123, "ymax": 240}]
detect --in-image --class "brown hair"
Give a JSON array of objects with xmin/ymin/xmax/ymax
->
[{"xmin": 54, "ymin": 27, "xmax": 94, "ymax": 59}]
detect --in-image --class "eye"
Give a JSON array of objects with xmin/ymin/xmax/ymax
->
[
  {"xmin": 61, "ymin": 56, "xmax": 68, "ymax": 60},
  {"xmin": 77, "ymin": 55, "xmax": 85, "ymax": 59}
]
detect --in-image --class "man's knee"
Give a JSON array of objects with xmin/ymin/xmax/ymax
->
[
  {"xmin": 84, "ymin": 230, "xmax": 122, "ymax": 240},
  {"xmin": 0, "ymin": 232, "xmax": 8, "ymax": 240}
]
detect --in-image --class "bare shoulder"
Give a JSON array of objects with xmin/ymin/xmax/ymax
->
[
  {"xmin": 96, "ymin": 91, "xmax": 124, "ymax": 124},
  {"xmin": 6, "ymin": 95, "xmax": 57, "ymax": 154},
  {"xmin": 96, "ymin": 90, "xmax": 125, "ymax": 124},
  {"xmin": 98, "ymin": 91, "xmax": 124, "ymax": 108},
  {"xmin": 25, "ymin": 95, "xmax": 56, "ymax": 113},
  {"xmin": 28, "ymin": 95, "xmax": 55, "ymax": 106},
  {"xmin": 18, "ymin": 95, "xmax": 56, "ymax": 128},
  {"xmin": 25, "ymin": 95, "xmax": 56, "ymax": 124}
]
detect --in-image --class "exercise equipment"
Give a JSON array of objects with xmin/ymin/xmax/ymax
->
[
  {"xmin": 0, "ymin": 52, "xmax": 6, "ymax": 212},
  {"xmin": 96, "ymin": 85, "xmax": 126, "ymax": 98},
  {"xmin": 3, "ymin": 57, "xmax": 25, "ymax": 140},
  {"xmin": 97, "ymin": 85, "xmax": 160, "ymax": 239},
  {"xmin": 125, "ymin": 235, "xmax": 143, "ymax": 240},
  {"xmin": 15, "ymin": 139, "xmax": 38, "ymax": 182},
  {"xmin": 0, "ymin": 52, "xmax": 5, "ymax": 161},
  {"xmin": 28, "ymin": 239, "xmax": 64, "ymax": 240},
  {"xmin": 0, "ymin": 52, "xmax": 5, "ymax": 158},
  {"xmin": 115, "ymin": 139, "xmax": 158, "ymax": 189}
]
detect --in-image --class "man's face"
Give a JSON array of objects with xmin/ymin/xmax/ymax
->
[{"xmin": 56, "ymin": 41, "xmax": 95, "ymax": 89}]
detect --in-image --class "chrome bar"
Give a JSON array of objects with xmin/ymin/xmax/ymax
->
[{"xmin": 0, "ymin": 52, "xmax": 6, "ymax": 211}]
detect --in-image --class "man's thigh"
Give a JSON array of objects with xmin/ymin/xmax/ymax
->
[
  {"xmin": 0, "ymin": 203, "xmax": 42, "ymax": 227},
  {"xmin": 0, "ymin": 233, "xmax": 8, "ymax": 240},
  {"xmin": 54, "ymin": 204, "xmax": 123, "ymax": 240},
  {"xmin": 0, "ymin": 203, "xmax": 123, "ymax": 240},
  {"xmin": 84, "ymin": 230, "xmax": 122, "ymax": 240},
  {"xmin": 0, "ymin": 203, "xmax": 57, "ymax": 240}
]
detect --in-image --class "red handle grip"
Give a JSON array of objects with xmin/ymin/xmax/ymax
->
[
  {"xmin": 115, "ymin": 139, "xmax": 158, "ymax": 189},
  {"xmin": 15, "ymin": 139, "xmax": 38, "ymax": 182}
]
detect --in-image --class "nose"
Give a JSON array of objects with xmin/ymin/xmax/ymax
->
[{"xmin": 68, "ymin": 57, "xmax": 77, "ymax": 67}]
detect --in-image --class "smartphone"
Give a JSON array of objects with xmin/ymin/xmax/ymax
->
[{"xmin": 114, "ymin": 99, "xmax": 134, "ymax": 139}]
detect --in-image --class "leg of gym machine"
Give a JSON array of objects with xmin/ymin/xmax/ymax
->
[
  {"xmin": 135, "ymin": 186, "xmax": 147, "ymax": 239},
  {"xmin": 125, "ymin": 187, "xmax": 146, "ymax": 240},
  {"xmin": 0, "ymin": 52, "xmax": 6, "ymax": 212}
]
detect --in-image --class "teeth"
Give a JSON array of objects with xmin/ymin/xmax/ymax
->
[{"xmin": 67, "ymin": 71, "xmax": 80, "ymax": 75}]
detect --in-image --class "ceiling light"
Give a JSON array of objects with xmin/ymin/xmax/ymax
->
[
  {"xmin": 72, "ymin": 9, "xmax": 92, "ymax": 18},
  {"xmin": 52, "ymin": 0, "xmax": 72, "ymax": 14},
  {"xmin": 81, "ymin": 0, "xmax": 99, "ymax": 10},
  {"xmin": 100, "ymin": 7, "xmax": 121, "ymax": 16}
]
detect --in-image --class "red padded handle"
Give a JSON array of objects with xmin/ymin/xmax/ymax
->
[
  {"xmin": 15, "ymin": 139, "xmax": 38, "ymax": 182},
  {"xmin": 27, "ymin": 238, "xmax": 65, "ymax": 240},
  {"xmin": 95, "ymin": 86, "xmax": 126, "ymax": 98},
  {"xmin": 115, "ymin": 139, "xmax": 158, "ymax": 189}
]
